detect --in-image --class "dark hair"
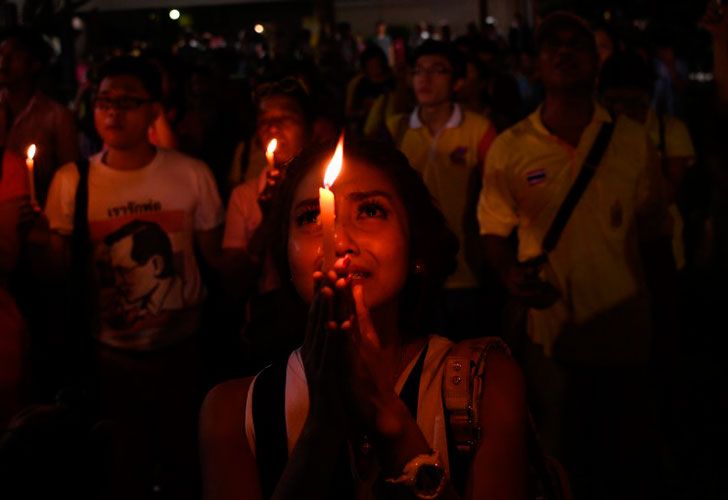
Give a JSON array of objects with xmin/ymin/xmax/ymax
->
[
  {"xmin": 360, "ymin": 44, "xmax": 389, "ymax": 69},
  {"xmin": 0, "ymin": 26, "xmax": 52, "ymax": 66},
  {"xmin": 536, "ymin": 11, "xmax": 597, "ymax": 56},
  {"xmin": 104, "ymin": 220, "xmax": 175, "ymax": 278},
  {"xmin": 413, "ymin": 40, "xmax": 466, "ymax": 80},
  {"xmin": 598, "ymin": 51, "xmax": 655, "ymax": 95},
  {"xmin": 253, "ymin": 76, "xmax": 314, "ymax": 125},
  {"xmin": 266, "ymin": 139, "xmax": 458, "ymax": 338},
  {"xmin": 95, "ymin": 56, "xmax": 163, "ymax": 101}
]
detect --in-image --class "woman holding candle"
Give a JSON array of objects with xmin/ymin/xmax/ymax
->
[
  {"xmin": 220, "ymin": 77, "xmax": 335, "ymax": 375},
  {"xmin": 201, "ymin": 140, "xmax": 528, "ymax": 499}
]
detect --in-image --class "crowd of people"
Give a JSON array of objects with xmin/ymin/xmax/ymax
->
[{"xmin": 0, "ymin": 4, "xmax": 726, "ymax": 500}]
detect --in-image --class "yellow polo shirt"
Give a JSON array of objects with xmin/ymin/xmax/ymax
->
[
  {"xmin": 388, "ymin": 104, "xmax": 496, "ymax": 289},
  {"xmin": 645, "ymin": 108, "xmax": 695, "ymax": 160},
  {"xmin": 478, "ymin": 104, "xmax": 670, "ymax": 363}
]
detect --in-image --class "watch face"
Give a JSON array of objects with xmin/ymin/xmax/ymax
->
[{"xmin": 415, "ymin": 463, "xmax": 445, "ymax": 494}]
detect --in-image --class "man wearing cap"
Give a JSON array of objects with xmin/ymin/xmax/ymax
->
[{"xmin": 478, "ymin": 11, "xmax": 676, "ymax": 497}]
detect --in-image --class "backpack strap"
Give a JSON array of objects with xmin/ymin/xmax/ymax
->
[
  {"xmin": 71, "ymin": 158, "xmax": 90, "ymax": 270},
  {"xmin": 443, "ymin": 337, "xmax": 511, "ymax": 455},
  {"xmin": 442, "ymin": 337, "xmax": 510, "ymax": 492},
  {"xmin": 443, "ymin": 338, "xmax": 571, "ymax": 500},
  {"xmin": 251, "ymin": 361, "xmax": 289, "ymax": 500}
]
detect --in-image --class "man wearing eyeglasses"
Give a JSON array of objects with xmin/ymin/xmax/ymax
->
[
  {"xmin": 386, "ymin": 39, "xmax": 497, "ymax": 340},
  {"xmin": 42, "ymin": 56, "xmax": 224, "ymax": 499}
]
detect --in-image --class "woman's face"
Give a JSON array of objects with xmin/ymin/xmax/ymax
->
[{"xmin": 288, "ymin": 159, "xmax": 410, "ymax": 309}]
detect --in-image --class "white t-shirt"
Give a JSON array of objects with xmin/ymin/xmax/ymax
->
[
  {"xmin": 45, "ymin": 148, "xmax": 224, "ymax": 350},
  {"xmin": 223, "ymin": 168, "xmax": 279, "ymax": 294}
]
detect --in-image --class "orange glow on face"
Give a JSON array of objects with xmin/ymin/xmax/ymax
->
[
  {"xmin": 266, "ymin": 138, "xmax": 277, "ymax": 165},
  {"xmin": 323, "ymin": 135, "xmax": 344, "ymax": 188},
  {"xmin": 26, "ymin": 144, "xmax": 36, "ymax": 160}
]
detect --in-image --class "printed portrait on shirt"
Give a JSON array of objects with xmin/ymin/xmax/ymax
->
[{"xmin": 94, "ymin": 217, "xmax": 186, "ymax": 330}]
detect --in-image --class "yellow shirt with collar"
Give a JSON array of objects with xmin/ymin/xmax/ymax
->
[
  {"xmin": 387, "ymin": 104, "xmax": 496, "ymax": 289},
  {"xmin": 478, "ymin": 104, "xmax": 670, "ymax": 363}
]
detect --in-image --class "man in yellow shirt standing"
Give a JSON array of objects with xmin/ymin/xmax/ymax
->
[
  {"xmin": 478, "ymin": 12, "xmax": 676, "ymax": 498},
  {"xmin": 598, "ymin": 51, "xmax": 696, "ymax": 269},
  {"xmin": 387, "ymin": 40, "xmax": 497, "ymax": 339}
]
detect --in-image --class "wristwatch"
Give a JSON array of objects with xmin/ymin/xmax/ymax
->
[{"xmin": 385, "ymin": 450, "xmax": 447, "ymax": 499}]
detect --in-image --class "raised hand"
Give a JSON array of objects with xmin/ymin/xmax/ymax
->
[
  {"xmin": 503, "ymin": 259, "xmax": 561, "ymax": 310},
  {"xmin": 257, "ymin": 159, "xmax": 292, "ymax": 215},
  {"xmin": 300, "ymin": 259, "xmax": 353, "ymax": 429}
]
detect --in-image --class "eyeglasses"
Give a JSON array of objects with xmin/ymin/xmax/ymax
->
[
  {"xmin": 94, "ymin": 96, "xmax": 153, "ymax": 111},
  {"xmin": 411, "ymin": 65, "xmax": 452, "ymax": 77},
  {"xmin": 253, "ymin": 76, "xmax": 310, "ymax": 103}
]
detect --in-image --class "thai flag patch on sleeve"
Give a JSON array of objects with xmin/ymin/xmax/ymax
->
[{"xmin": 526, "ymin": 169, "xmax": 547, "ymax": 185}]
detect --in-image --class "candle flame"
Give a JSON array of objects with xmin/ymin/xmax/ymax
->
[
  {"xmin": 27, "ymin": 144, "xmax": 36, "ymax": 160},
  {"xmin": 266, "ymin": 138, "xmax": 277, "ymax": 158},
  {"xmin": 323, "ymin": 135, "xmax": 344, "ymax": 188}
]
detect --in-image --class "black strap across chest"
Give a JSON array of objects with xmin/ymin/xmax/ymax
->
[
  {"xmin": 251, "ymin": 344, "xmax": 429, "ymax": 499},
  {"xmin": 541, "ymin": 121, "xmax": 615, "ymax": 254},
  {"xmin": 251, "ymin": 361, "xmax": 288, "ymax": 500}
]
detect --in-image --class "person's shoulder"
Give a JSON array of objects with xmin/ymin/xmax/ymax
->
[
  {"xmin": 228, "ymin": 175, "xmax": 260, "ymax": 206},
  {"xmin": 457, "ymin": 337, "xmax": 526, "ymax": 418},
  {"xmin": 449, "ymin": 337, "xmax": 520, "ymax": 376},
  {"xmin": 156, "ymin": 148, "xmax": 214, "ymax": 178},
  {"xmin": 386, "ymin": 112, "xmax": 409, "ymax": 134},
  {"xmin": 201, "ymin": 377, "xmax": 255, "ymax": 429},
  {"xmin": 493, "ymin": 114, "xmax": 533, "ymax": 145},
  {"xmin": 34, "ymin": 92, "xmax": 74, "ymax": 117},
  {"xmin": 55, "ymin": 160, "xmax": 82, "ymax": 180},
  {"xmin": 462, "ymin": 109, "xmax": 493, "ymax": 130},
  {"xmin": 157, "ymin": 148, "xmax": 206, "ymax": 168},
  {"xmin": 663, "ymin": 114, "xmax": 692, "ymax": 140},
  {"xmin": 614, "ymin": 113, "xmax": 646, "ymax": 136}
]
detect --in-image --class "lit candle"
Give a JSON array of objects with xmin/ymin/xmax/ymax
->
[
  {"xmin": 319, "ymin": 135, "xmax": 343, "ymax": 271},
  {"xmin": 265, "ymin": 138, "xmax": 277, "ymax": 168},
  {"xmin": 25, "ymin": 144, "xmax": 37, "ymax": 206}
]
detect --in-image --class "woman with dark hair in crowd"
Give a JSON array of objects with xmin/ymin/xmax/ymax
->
[{"xmin": 200, "ymin": 139, "xmax": 527, "ymax": 499}]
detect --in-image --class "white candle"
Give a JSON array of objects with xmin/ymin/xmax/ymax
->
[
  {"xmin": 319, "ymin": 185, "xmax": 336, "ymax": 270},
  {"xmin": 25, "ymin": 144, "xmax": 37, "ymax": 206},
  {"xmin": 319, "ymin": 135, "xmax": 344, "ymax": 270},
  {"xmin": 266, "ymin": 138, "xmax": 277, "ymax": 168}
]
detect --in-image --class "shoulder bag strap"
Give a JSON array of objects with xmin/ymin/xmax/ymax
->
[{"xmin": 541, "ymin": 121, "xmax": 615, "ymax": 254}]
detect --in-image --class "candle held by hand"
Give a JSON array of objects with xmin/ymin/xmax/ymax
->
[
  {"xmin": 319, "ymin": 135, "xmax": 344, "ymax": 271},
  {"xmin": 25, "ymin": 144, "xmax": 37, "ymax": 206},
  {"xmin": 266, "ymin": 138, "xmax": 277, "ymax": 168}
]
